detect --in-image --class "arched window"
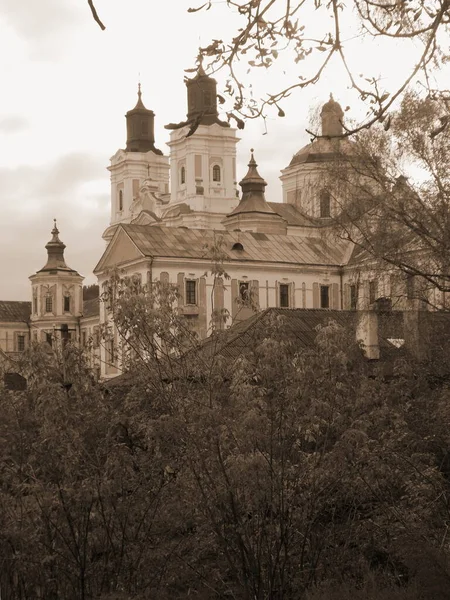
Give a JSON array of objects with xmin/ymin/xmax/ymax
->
[
  {"xmin": 118, "ymin": 189, "xmax": 123, "ymax": 212},
  {"xmin": 319, "ymin": 190, "xmax": 331, "ymax": 218},
  {"xmin": 180, "ymin": 166, "xmax": 186, "ymax": 185},
  {"xmin": 212, "ymin": 165, "xmax": 221, "ymax": 182},
  {"xmin": 63, "ymin": 294, "xmax": 71, "ymax": 313}
]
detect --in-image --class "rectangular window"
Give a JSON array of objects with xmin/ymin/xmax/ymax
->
[
  {"xmin": 45, "ymin": 296, "xmax": 53, "ymax": 313},
  {"xmin": 349, "ymin": 285, "xmax": 357, "ymax": 310},
  {"xmin": 279, "ymin": 284, "xmax": 290, "ymax": 308},
  {"xmin": 185, "ymin": 280, "xmax": 197, "ymax": 305},
  {"xmin": 107, "ymin": 339, "xmax": 115, "ymax": 364},
  {"xmin": 369, "ymin": 280, "xmax": 377, "ymax": 305},
  {"xmin": 17, "ymin": 335, "xmax": 25, "ymax": 352},
  {"xmin": 46, "ymin": 332, "xmax": 52, "ymax": 347},
  {"xmin": 239, "ymin": 281, "xmax": 250, "ymax": 301},
  {"xmin": 64, "ymin": 295, "xmax": 70, "ymax": 312},
  {"xmin": 33, "ymin": 296, "xmax": 37, "ymax": 314},
  {"xmin": 82, "ymin": 330, "xmax": 87, "ymax": 346},
  {"xmin": 320, "ymin": 285, "xmax": 330, "ymax": 309}
]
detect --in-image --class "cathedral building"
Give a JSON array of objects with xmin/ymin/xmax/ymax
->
[{"xmin": 0, "ymin": 65, "xmax": 422, "ymax": 379}]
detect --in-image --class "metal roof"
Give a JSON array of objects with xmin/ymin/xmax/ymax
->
[
  {"xmin": 0, "ymin": 301, "xmax": 31, "ymax": 323},
  {"xmin": 121, "ymin": 224, "xmax": 347, "ymax": 266},
  {"xmin": 82, "ymin": 297, "xmax": 100, "ymax": 318}
]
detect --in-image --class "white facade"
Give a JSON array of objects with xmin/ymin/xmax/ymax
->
[{"xmin": 108, "ymin": 149, "xmax": 170, "ymax": 228}]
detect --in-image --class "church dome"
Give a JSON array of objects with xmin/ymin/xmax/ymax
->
[{"xmin": 288, "ymin": 95, "xmax": 349, "ymax": 167}]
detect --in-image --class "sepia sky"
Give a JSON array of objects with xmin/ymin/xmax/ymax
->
[{"xmin": 0, "ymin": 0, "xmax": 431, "ymax": 300}]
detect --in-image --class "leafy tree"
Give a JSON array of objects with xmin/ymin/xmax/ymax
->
[
  {"xmin": 322, "ymin": 91, "xmax": 450, "ymax": 305},
  {"xmin": 88, "ymin": 0, "xmax": 450, "ymax": 133}
]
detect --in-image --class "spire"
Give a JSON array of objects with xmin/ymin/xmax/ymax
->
[
  {"xmin": 37, "ymin": 220, "xmax": 77, "ymax": 273},
  {"xmin": 125, "ymin": 84, "xmax": 162, "ymax": 154},
  {"xmin": 228, "ymin": 150, "xmax": 276, "ymax": 216},
  {"xmin": 321, "ymin": 93, "xmax": 344, "ymax": 137},
  {"xmin": 133, "ymin": 82, "xmax": 146, "ymax": 110}
]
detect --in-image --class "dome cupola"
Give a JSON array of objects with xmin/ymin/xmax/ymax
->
[
  {"xmin": 321, "ymin": 93, "xmax": 344, "ymax": 137},
  {"xmin": 37, "ymin": 220, "xmax": 78, "ymax": 274}
]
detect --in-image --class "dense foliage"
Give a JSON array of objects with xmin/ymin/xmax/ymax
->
[
  {"xmin": 323, "ymin": 93, "xmax": 450, "ymax": 303},
  {"xmin": 2, "ymin": 291, "xmax": 450, "ymax": 598}
]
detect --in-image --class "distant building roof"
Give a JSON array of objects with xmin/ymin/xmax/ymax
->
[
  {"xmin": 115, "ymin": 225, "xmax": 348, "ymax": 267},
  {"xmin": 0, "ymin": 301, "xmax": 31, "ymax": 323},
  {"xmin": 82, "ymin": 297, "xmax": 100, "ymax": 318}
]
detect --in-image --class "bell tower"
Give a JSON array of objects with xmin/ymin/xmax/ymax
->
[
  {"xmin": 164, "ymin": 57, "xmax": 239, "ymax": 229},
  {"xmin": 106, "ymin": 85, "xmax": 170, "ymax": 235},
  {"xmin": 29, "ymin": 221, "xmax": 84, "ymax": 345}
]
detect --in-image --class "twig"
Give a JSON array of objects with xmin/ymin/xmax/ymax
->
[{"xmin": 88, "ymin": 0, "xmax": 106, "ymax": 30}]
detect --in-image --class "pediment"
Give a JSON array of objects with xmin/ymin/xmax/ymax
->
[
  {"xmin": 94, "ymin": 227, "xmax": 144, "ymax": 274},
  {"xmin": 131, "ymin": 210, "xmax": 160, "ymax": 226}
]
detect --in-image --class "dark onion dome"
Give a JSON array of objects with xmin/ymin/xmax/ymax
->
[
  {"xmin": 36, "ymin": 220, "xmax": 79, "ymax": 274},
  {"xmin": 125, "ymin": 84, "xmax": 163, "ymax": 154},
  {"xmin": 228, "ymin": 150, "xmax": 276, "ymax": 217},
  {"xmin": 165, "ymin": 56, "xmax": 229, "ymax": 132}
]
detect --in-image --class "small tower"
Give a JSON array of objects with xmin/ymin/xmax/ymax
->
[
  {"xmin": 29, "ymin": 221, "xmax": 84, "ymax": 345},
  {"xmin": 125, "ymin": 83, "xmax": 162, "ymax": 154},
  {"xmin": 107, "ymin": 85, "xmax": 170, "ymax": 234},
  {"xmin": 280, "ymin": 95, "xmax": 348, "ymax": 220},
  {"xmin": 225, "ymin": 151, "xmax": 286, "ymax": 234},
  {"xmin": 321, "ymin": 94, "xmax": 344, "ymax": 137},
  {"xmin": 185, "ymin": 57, "xmax": 224, "ymax": 127},
  {"xmin": 164, "ymin": 56, "xmax": 239, "ymax": 229}
]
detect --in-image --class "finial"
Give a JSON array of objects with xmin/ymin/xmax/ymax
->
[
  {"xmin": 330, "ymin": 92, "xmax": 334, "ymax": 101},
  {"xmin": 138, "ymin": 81, "xmax": 142, "ymax": 99},
  {"xmin": 196, "ymin": 50, "xmax": 206, "ymax": 76},
  {"xmin": 52, "ymin": 218, "xmax": 59, "ymax": 235},
  {"xmin": 249, "ymin": 149, "xmax": 257, "ymax": 166}
]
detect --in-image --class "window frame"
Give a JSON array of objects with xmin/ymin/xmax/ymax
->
[
  {"xmin": 212, "ymin": 164, "xmax": 221, "ymax": 182},
  {"xmin": 63, "ymin": 294, "xmax": 71, "ymax": 313},
  {"xmin": 319, "ymin": 190, "xmax": 331, "ymax": 219},
  {"xmin": 279, "ymin": 283, "xmax": 290, "ymax": 308},
  {"xmin": 118, "ymin": 189, "xmax": 123, "ymax": 212},
  {"xmin": 185, "ymin": 280, "xmax": 197, "ymax": 305},
  {"xmin": 45, "ymin": 295, "xmax": 53, "ymax": 314},
  {"xmin": 203, "ymin": 90, "xmax": 213, "ymax": 107},
  {"xmin": 320, "ymin": 285, "xmax": 330, "ymax": 309},
  {"xmin": 180, "ymin": 166, "xmax": 186, "ymax": 185},
  {"xmin": 349, "ymin": 284, "xmax": 357, "ymax": 310},
  {"xmin": 369, "ymin": 280, "xmax": 377, "ymax": 305},
  {"xmin": 17, "ymin": 334, "xmax": 25, "ymax": 352},
  {"xmin": 239, "ymin": 281, "xmax": 250, "ymax": 302}
]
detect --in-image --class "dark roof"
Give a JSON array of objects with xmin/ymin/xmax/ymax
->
[
  {"xmin": 82, "ymin": 297, "xmax": 100, "ymax": 319},
  {"xmin": 288, "ymin": 137, "xmax": 354, "ymax": 167},
  {"xmin": 116, "ymin": 225, "xmax": 348, "ymax": 267},
  {"xmin": 200, "ymin": 309, "xmax": 356, "ymax": 360},
  {"xmin": 200, "ymin": 308, "xmax": 406, "ymax": 362},
  {"xmin": 267, "ymin": 203, "xmax": 317, "ymax": 227},
  {"xmin": 0, "ymin": 301, "xmax": 31, "ymax": 323}
]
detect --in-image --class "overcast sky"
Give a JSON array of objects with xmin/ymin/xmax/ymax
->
[{"xmin": 0, "ymin": 0, "xmax": 433, "ymax": 300}]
